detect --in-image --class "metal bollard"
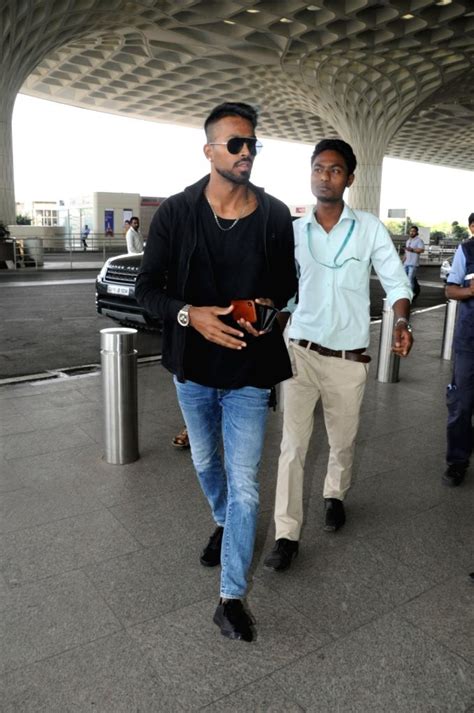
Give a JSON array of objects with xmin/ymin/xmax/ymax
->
[
  {"xmin": 101, "ymin": 328, "xmax": 139, "ymax": 464},
  {"xmin": 376, "ymin": 298, "xmax": 400, "ymax": 383},
  {"xmin": 441, "ymin": 299, "xmax": 459, "ymax": 361}
]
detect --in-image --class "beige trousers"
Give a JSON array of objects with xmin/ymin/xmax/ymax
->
[{"xmin": 274, "ymin": 342, "xmax": 368, "ymax": 541}]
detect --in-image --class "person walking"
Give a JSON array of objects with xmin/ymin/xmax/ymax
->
[
  {"xmin": 403, "ymin": 225, "xmax": 425, "ymax": 293},
  {"xmin": 135, "ymin": 102, "xmax": 297, "ymax": 641},
  {"xmin": 81, "ymin": 224, "xmax": 90, "ymax": 250},
  {"xmin": 264, "ymin": 138, "xmax": 413, "ymax": 573}
]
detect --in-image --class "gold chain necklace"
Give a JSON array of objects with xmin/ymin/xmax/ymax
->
[{"xmin": 206, "ymin": 192, "xmax": 249, "ymax": 232}]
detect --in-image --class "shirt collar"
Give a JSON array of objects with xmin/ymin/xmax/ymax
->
[{"xmin": 302, "ymin": 202, "xmax": 358, "ymax": 230}]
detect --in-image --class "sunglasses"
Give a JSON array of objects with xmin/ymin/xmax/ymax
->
[{"xmin": 208, "ymin": 137, "xmax": 263, "ymax": 156}]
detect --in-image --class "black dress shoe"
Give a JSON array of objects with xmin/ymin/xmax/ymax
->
[
  {"xmin": 213, "ymin": 599, "xmax": 254, "ymax": 642},
  {"xmin": 443, "ymin": 462, "xmax": 468, "ymax": 487},
  {"xmin": 200, "ymin": 526, "xmax": 223, "ymax": 567},
  {"xmin": 324, "ymin": 498, "xmax": 346, "ymax": 531},
  {"xmin": 263, "ymin": 538, "xmax": 299, "ymax": 572}
]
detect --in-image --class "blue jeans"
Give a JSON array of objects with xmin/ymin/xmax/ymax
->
[
  {"xmin": 404, "ymin": 264, "xmax": 418, "ymax": 291},
  {"xmin": 174, "ymin": 378, "xmax": 270, "ymax": 599},
  {"xmin": 446, "ymin": 351, "xmax": 474, "ymax": 466}
]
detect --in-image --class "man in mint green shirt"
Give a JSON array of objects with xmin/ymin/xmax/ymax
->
[{"xmin": 264, "ymin": 138, "xmax": 413, "ymax": 572}]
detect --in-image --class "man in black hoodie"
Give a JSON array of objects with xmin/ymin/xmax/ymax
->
[{"xmin": 136, "ymin": 102, "xmax": 297, "ymax": 641}]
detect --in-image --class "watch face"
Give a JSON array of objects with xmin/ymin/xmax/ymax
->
[{"xmin": 178, "ymin": 309, "xmax": 189, "ymax": 326}]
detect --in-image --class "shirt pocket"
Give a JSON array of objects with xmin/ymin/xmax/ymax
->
[{"xmin": 335, "ymin": 257, "xmax": 370, "ymax": 292}]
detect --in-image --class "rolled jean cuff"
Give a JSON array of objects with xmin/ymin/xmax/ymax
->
[{"xmin": 220, "ymin": 591, "xmax": 244, "ymax": 600}]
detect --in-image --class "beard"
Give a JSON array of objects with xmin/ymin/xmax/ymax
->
[
  {"xmin": 216, "ymin": 165, "xmax": 251, "ymax": 185},
  {"xmin": 315, "ymin": 191, "xmax": 341, "ymax": 203}
]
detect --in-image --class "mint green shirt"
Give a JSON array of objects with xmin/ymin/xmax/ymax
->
[{"xmin": 287, "ymin": 204, "xmax": 412, "ymax": 350}]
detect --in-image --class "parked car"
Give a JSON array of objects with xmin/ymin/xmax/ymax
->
[
  {"xmin": 96, "ymin": 253, "xmax": 161, "ymax": 331},
  {"xmin": 440, "ymin": 258, "xmax": 452, "ymax": 282}
]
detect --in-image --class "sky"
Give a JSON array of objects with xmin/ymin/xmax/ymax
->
[{"xmin": 12, "ymin": 94, "xmax": 474, "ymax": 226}]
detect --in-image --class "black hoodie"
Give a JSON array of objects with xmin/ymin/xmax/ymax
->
[{"xmin": 135, "ymin": 175, "xmax": 297, "ymax": 385}]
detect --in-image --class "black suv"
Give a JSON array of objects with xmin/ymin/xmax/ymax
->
[{"xmin": 95, "ymin": 253, "xmax": 161, "ymax": 330}]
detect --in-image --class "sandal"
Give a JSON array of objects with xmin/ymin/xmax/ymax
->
[{"xmin": 172, "ymin": 427, "xmax": 190, "ymax": 449}]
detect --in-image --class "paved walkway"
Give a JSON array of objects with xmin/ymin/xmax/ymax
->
[{"xmin": 1, "ymin": 309, "xmax": 473, "ymax": 712}]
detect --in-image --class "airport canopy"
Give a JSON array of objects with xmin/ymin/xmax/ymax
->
[{"xmin": 1, "ymin": 0, "xmax": 473, "ymax": 221}]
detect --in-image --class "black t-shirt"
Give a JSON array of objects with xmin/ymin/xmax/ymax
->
[{"xmin": 182, "ymin": 198, "xmax": 292, "ymax": 389}]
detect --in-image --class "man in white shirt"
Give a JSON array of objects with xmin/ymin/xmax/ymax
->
[
  {"xmin": 403, "ymin": 225, "xmax": 425, "ymax": 291},
  {"xmin": 125, "ymin": 216, "xmax": 144, "ymax": 254},
  {"xmin": 264, "ymin": 138, "xmax": 413, "ymax": 572}
]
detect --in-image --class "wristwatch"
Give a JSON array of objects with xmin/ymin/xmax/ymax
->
[
  {"xmin": 395, "ymin": 317, "xmax": 412, "ymax": 332},
  {"xmin": 177, "ymin": 304, "xmax": 191, "ymax": 327}
]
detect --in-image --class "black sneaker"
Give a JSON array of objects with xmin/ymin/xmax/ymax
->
[
  {"xmin": 263, "ymin": 538, "xmax": 299, "ymax": 572},
  {"xmin": 213, "ymin": 599, "xmax": 254, "ymax": 642},
  {"xmin": 200, "ymin": 526, "xmax": 223, "ymax": 567},
  {"xmin": 443, "ymin": 463, "xmax": 468, "ymax": 487},
  {"xmin": 324, "ymin": 498, "xmax": 346, "ymax": 531}
]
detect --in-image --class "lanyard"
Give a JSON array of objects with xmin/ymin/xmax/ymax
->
[{"xmin": 307, "ymin": 219, "xmax": 358, "ymax": 269}]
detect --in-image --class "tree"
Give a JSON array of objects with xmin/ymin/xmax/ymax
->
[
  {"xmin": 430, "ymin": 230, "xmax": 446, "ymax": 244},
  {"xmin": 384, "ymin": 220, "xmax": 405, "ymax": 235},
  {"xmin": 451, "ymin": 221, "xmax": 468, "ymax": 241},
  {"xmin": 16, "ymin": 214, "xmax": 32, "ymax": 225}
]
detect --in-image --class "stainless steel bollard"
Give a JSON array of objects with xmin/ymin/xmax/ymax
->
[
  {"xmin": 101, "ymin": 328, "xmax": 139, "ymax": 464},
  {"xmin": 376, "ymin": 298, "xmax": 400, "ymax": 383},
  {"xmin": 441, "ymin": 299, "xmax": 459, "ymax": 361}
]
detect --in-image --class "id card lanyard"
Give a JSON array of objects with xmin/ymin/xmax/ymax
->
[{"xmin": 307, "ymin": 219, "xmax": 358, "ymax": 269}]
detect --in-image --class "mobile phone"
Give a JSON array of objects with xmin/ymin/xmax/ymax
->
[
  {"xmin": 231, "ymin": 299, "xmax": 257, "ymax": 323},
  {"xmin": 255, "ymin": 302, "xmax": 279, "ymax": 332}
]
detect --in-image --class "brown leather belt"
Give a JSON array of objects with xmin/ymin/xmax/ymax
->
[{"xmin": 291, "ymin": 339, "xmax": 371, "ymax": 364}]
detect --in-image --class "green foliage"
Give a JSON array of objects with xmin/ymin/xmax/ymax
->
[
  {"xmin": 384, "ymin": 220, "xmax": 405, "ymax": 235},
  {"xmin": 451, "ymin": 223, "xmax": 468, "ymax": 240},
  {"xmin": 16, "ymin": 214, "xmax": 32, "ymax": 225}
]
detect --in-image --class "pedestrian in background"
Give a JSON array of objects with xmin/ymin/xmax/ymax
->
[
  {"xmin": 403, "ymin": 225, "xmax": 424, "ymax": 293},
  {"xmin": 125, "ymin": 216, "xmax": 144, "ymax": 254},
  {"xmin": 81, "ymin": 224, "xmax": 90, "ymax": 250}
]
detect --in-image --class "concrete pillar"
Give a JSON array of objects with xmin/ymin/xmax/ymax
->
[
  {"xmin": 0, "ymin": 104, "xmax": 15, "ymax": 225},
  {"xmin": 345, "ymin": 142, "xmax": 385, "ymax": 216},
  {"xmin": 299, "ymin": 51, "xmax": 439, "ymax": 218}
]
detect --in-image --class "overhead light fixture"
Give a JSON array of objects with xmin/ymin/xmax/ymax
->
[
  {"xmin": 280, "ymin": 17, "xmax": 292, "ymax": 23},
  {"xmin": 402, "ymin": 13, "xmax": 415, "ymax": 19},
  {"xmin": 246, "ymin": 8, "xmax": 260, "ymax": 13},
  {"xmin": 435, "ymin": 0, "xmax": 452, "ymax": 5},
  {"xmin": 224, "ymin": 19, "xmax": 236, "ymax": 24},
  {"xmin": 307, "ymin": 4, "xmax": 320, "ymax": 9}
]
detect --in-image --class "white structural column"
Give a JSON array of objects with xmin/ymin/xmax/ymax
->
[
  {"xmin": 0, "ymin": 102, "xmax": 15, "ymax": 225},
  {"xmin": 344, "ymin": 142, "xmax": 385, "ymax": 216},
  {"xmin": 0, "ymin": 0, "xmax": 134, "ymax": 225},
  {"xmin": 296, "ymin": 47, "xmax": 467, "ymax": 217}
]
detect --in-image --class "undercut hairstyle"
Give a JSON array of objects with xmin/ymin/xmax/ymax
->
[
  {"xmin": 204, "ymin": 102, "xmax": 258, "ymax": 139},
  {"xmin": 411, "ymin": 225, "xmax": 419, "ymax": 234},
  {"xmin": 468, "ymin": 213, "xmax": 474, "ymax": 225},
  {"xmin": 311, "ymin": 139, "xmax": 357, "ymax": 176}
]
